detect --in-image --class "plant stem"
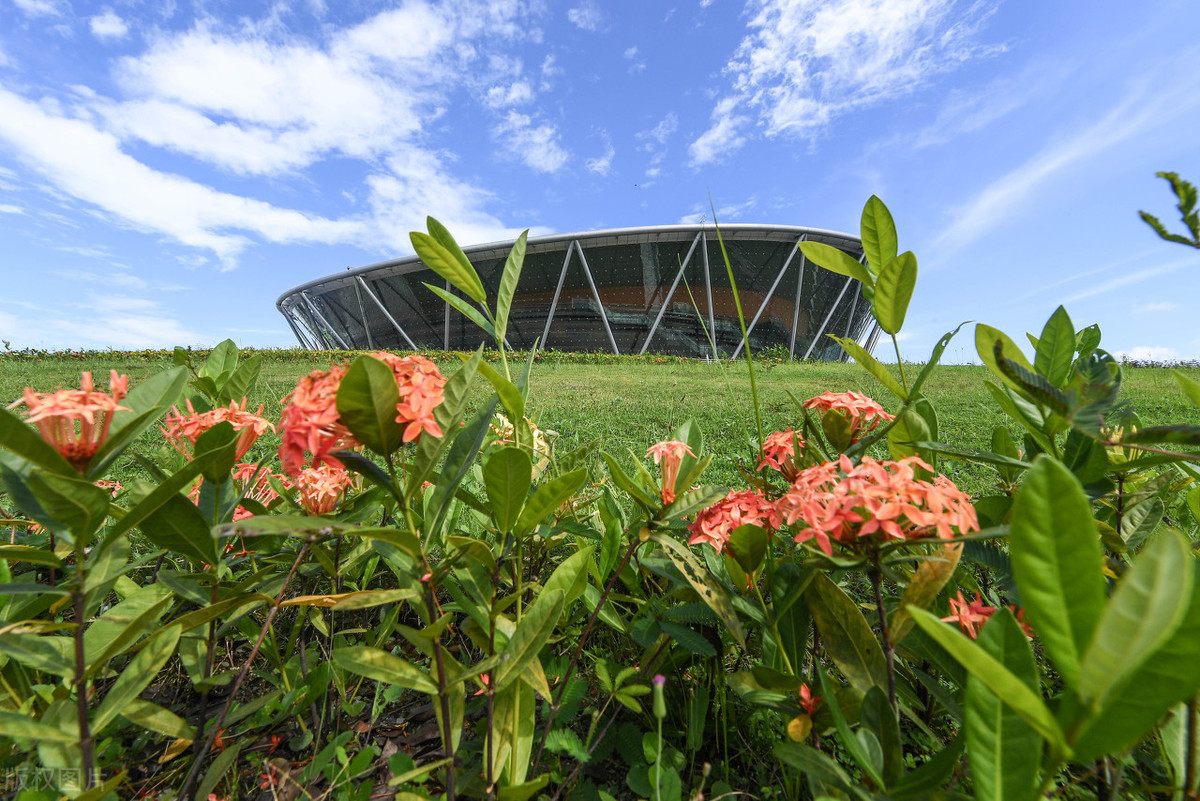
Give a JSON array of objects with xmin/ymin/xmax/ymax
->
[
  {"xmin": 892, "ymin": 335, "xmax": 908, "ymax": 393},
  {"xmin": 178, "ymin": 543, "xmax": 309, "ymax": 800},
  {"xmin": 1187, "ymin": 695, "xmax": 1198, "ymax": 797},
  {"xmin": 869, "ymin": 559, "xmax": 898, "ymax": 719},
  {"xmin": 72, "ymin": 554, "xmax": 95, "ymax": 790},
  {"xmin": 531, "ymin": 536, "xmax": 643, "ymax": 772}
]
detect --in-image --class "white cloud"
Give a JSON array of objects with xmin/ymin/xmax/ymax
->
[
  {"xmin": 13, "ymin": 0, "xmax": 60, "ymax": 16},
  {"xmin": 0, "ymin": 87, "xmax": 365, "ymax": 264},
  {"xmin": 689, "ymin": 97, "xmax": 749, "ymax": 166},
  {"xmin": 496, "ymin": 111, "xmax": 569, "ymax": 173},
  {"xmin": 1135, "ymin": 301, "xmax": 1180, "ymax": 313},
  {"xmin": 90, "ymin": 10, "xmax": 129, "ymax": 40},
  {"xmin": 679, "ymin": 196, "xmax": 758, "ymax": 224},
  {"xmin": 585, "ymin": 135, "xmax": 615, "ymax": 175},
  {"xmin": 484, "ymin": 80, "xmax": 533, "ymax": 108},
  {"xmin": 1063, "ymin": 258, "xmax": 1192, "ymax": 304},
  {"xmin": 937, "ymin": 79, "xmax": 1200, "ymax": 253},
  {"xmin": 567, "ymin": 2, "xmax": 603, "ymax": 31},
  {"xmin": 51, "ymin": 269, "xmax": 148, "ymax": 290},
  {"xmin": 1118, "ymin": 345, "xmax": 1179, "ymax": 362},
  {"xmin": 540, "ymin": 54, "xmax": 562, "ymax": 90},
  {"xmin": 692, "ymin": 0, "xmax": 1001, "ymax": 158},
  {"xmin": 639, "ymin": 112, "xmax": 678, "ymax": 146},
  {"xmin": 0, "ymin": 204, "xmax": 24, "ymax": 214}
]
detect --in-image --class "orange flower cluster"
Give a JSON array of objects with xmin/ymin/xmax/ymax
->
[
  {"xmin": 297, "ymin": 463, "xmax": 353, "ymax": 516},
  {"xmin": 14, "ymin": 370, "xmax": 129, "ymax": 471},
  {"xmin": 942, "ymin": 590, "xmax": 1033, "ymax": 640},
  {"xmin": 776, "ymin": 455, "xmax": 978, "ymax": 556},
  {"xmin": 646, "ymin": 440, "xmax": 695, "ymax": 504},
  {"xmin": 162, "ymin": 398, "xmax": 275, "ymax": 461},
  {"xmin": 687, "ymin": 489, "xmax": 781, "ymax": 553},
  {"xmin": 187, "ymin": 463, "xmax": 294, "ymax": 523},
  {"xmin": 758, "ymin": 428, "xmax": 805, "ymax": 481},
  {"xmin": 278, "ymin": 365, "xmax": 355, "ymax": 476},
  {"xmin": 803, "ymin": 391, "xmax": 894, "ymax": 442},
  {"xmin": 278, "ymin": 354, "xmax": 447, "ymax": 476}
]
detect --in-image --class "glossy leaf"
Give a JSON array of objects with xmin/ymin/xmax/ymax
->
[
  {"xmin": 109, "ymin": 366, "xmax": 187, "ymax": 435},
  {"xmin": 798, "ymin": 241, "xmax": 873, "ymax": 286},
  {"xmin": 140, "ymin": 494, "xmax": 220, "ymax": 567},
  {"xmin": 965, "ymin": 610, "xmax": 1041, "ymax": 801},
  {"xmin": 652, "ymin": 532, "xmax": 746, "ymax": 647},
  {"xmin": 816, "ymin": 663, "xmax": 886, "ymax": 789},
  {"xmin": 726, "ymin": 524, "xmax": 769, "ymax": 575},
  {"xmin": 93, "ymin": 625, "xmax": 181, "ymax": 734},
  {"xmin": 192, "ymin": 421, "xmax": 239, "ymax": 485},
  {"xmin": 542, "ymin": 545, "xmax": 595, "ymax": 607},
  {"xmin": 28, "ymin": 471, "xmax": 110, "ymax": 541},
  {"xmin": 1173, "ymin": 369, "xmax": 1200, "ymax": 409},
  {"xmin": 860, "ymin": 686, "xmax": 902, "ymax": 787},
  {"xmin": 1008, "ymin": 455, "xmax": 1105, "ymax": 687},
  {"xmin": 0, "ymin": 711, "xmax": 75, "ymax": 742},
  {"xmin": 805, "ymin": 573, "xmax": 887, "ymax": 693},
  {"xmin": 860, "ymin": 195, "xmax": 898, "ymax": 276},
  {"xmin": 119, "ymin": 699, "xmax": 195, "ymax": 740},
  {"xmin": 427, "ymin": 400, "xmax": 497, "ymax": 541},
  {"xmin": 423, "ymin": 283, "xmax": 495, "ymax": 337},
  {"xmin": 412, "ymin": 223, "xmax": 486, "ymax": 303},
  {"xmin": 830, "ymin": 334, "xmax": 906, "ymax": 401},
  {"xmin": 515, "ymin": 467, "xmax": 588, "ymax": 536},
  {"xmin": 0, "ymin": 405, "xmax": 77, "ymax": 477},
  {"xmin": 336, "ymin": 355, "xmax": 404, "ymax": 457},
  {"xmin": 1034, "ymin": 306, "xmax": 1076, "ymax": 388},
  {"xmin": 333, "ymin": 645, "xmax": 438, "ymax": 694},
  {"xmin": 909, "ymin": 607, "xmax": 1067, "ymax": 755},
  {"xmin": 494, "ymin": 229, "xmax": 528, "ymax": 345},
  {"xmin": 1078, "ymin": 530, "xmax": 1192, "ymax": 711},
  {"xmin": 873, "ymin": 251, "xmax": 917, "ymax": 335},
  {"xmin": 976, "ymin": 324, "xmax": 1036, "ymax": 393},
  {"xmin": 407, "ymin": 346, "xmax": 482, "ymax": 496},
  {"xmin": 494, "ymin": 588, "xmax": 564, "ymax": 692},
  {"xmin": 483, "ymin": 447, "xmax": 532, "ymax": 533},
  {"xmin": 476, "ymin": 359, "xmax": 525, "ymax": 423}
]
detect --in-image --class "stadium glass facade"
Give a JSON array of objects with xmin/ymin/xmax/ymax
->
[{"xmin": 276, "ymin": 224, "xmax": 881, "ymax": 360}]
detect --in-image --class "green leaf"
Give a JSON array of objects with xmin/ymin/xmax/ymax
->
[
  {"xmin": 119, "ymin": 699, "xmax": 195, "ymax": 740},
  {"xmin": 427, "ymin": 399, "xmax": 497, "ymax": 541},
  {"xmin": 909, "ymin": 607, "xmax": 1067, "ymax": 755},
  {"xmin": 601, "ymin": 451, "xmax": 659, "ymax": 509},
  {"xmin": 424, "ymin": 282, "xmax": 495, "ymax": 337},
  {"xmin": 0, "ymin": 710, "xmax": 75, "ymax": 742},
  {"xmin": 28, "ymin": 471, "xmax": 110, "ymax": 541},
  {"xmin": 726, "ymin": 524, "xmax": 769, "ymax": 575},
  {"xmin": 483, "ymin": 447, "xmax": 531, "ymax": 532},
  {"xmin": 976, "ymin": 324, "xmax": 1036, "ymax": 393},
  {"xmin": 860, "ymin": 195, "xmax": 898, "ymax": 276},
  {"xmin": 797, "ymin": 241, "xmax": 873, "ymax": 286},
  {"xmin": 0, "ymin": 405, "xmax": 76, "ymax": 476},
  {"xmin": 1078, "ymin": 530, "xmax": 1192, "ymax": 711},
  {"xmin": 891, "ymin": 543, "xmax": 962, "ymax": 644},
  {"xmin": 109, "ymin": 366, "xmax": 187, "ymax": 434},
  {"xmin": 336, "ymin": 355, "xmax": 404, "ymax": 457},
  {"xmin": 219, "ymin": 353, "xmax": 261, "ymax": 405},
  {"xmin": 1034, "ymin": 306, "xmax": 1076, "ymax": 388},
  {"xmin": 476, "ymin": 359, "xmax": 525, "ymax": 423},
  {"xmin": 816, "ymin": 663, "xmax": 886, "ymax": 789},
  {"xmin": 0, "ymin": 633, "xmax": 74, "ymax": 677},
  {"xmin": 651, "ymin": 533, "xmax": 746, "ymax": 647},
  {"xmin": 830, "ymin": 335, "xmax": 907, "ymax": 401},
  {"xmin": 407, "ymin": 346, "xmax": 481, "ymax": 496},
  {"xmin": 0, "ymin": 545, "xmax": 62, "ymax": 567},
  {"xmin": 1008, "ymin": 455, "xmax": 1105, "ymax": 686},
  {"xmin": 412, "ymin": 225, "xmax": 486, "ymax": 304},
  {"xmin": 93, "ymin": 625, "xmax": 181, "ymax": 734},
  {"xmin": 201, "ymin": 339, "xmax": 238, "ymax": 381},
  {"xmin": 1173, "ymin": 370, "xmax": 1200, "ymax": 409},
  {"xmin": 542, "ymin": 545, "xmax": 595, "ymax": 607},
  {"xmin": 192, "ymin": 421, "xmax": 239, "ymax": 485},
  {"xmin": 887, "ymin": 406, "xmax": 931, "ymax": 463},
  {"xmin": 890, "ymin": 732, "xmax": 965, "ymax": 799},
  {"xmin": 872, "ymin": 251, "xmax": 917, "ymax": 335},
  {"xmin": 860, "ymin": 686, "xmax": 902, "ymax": 787},
  {"xmin": 965, "ymin": 610, "xmax": 1041, "ymax": 801},
  {"xmin": 333, "ymin": 645, "xmax": 438, "ymax": 694},
  {"xmin": 140, "ymin": 494, "xmax": 220, "ymax": 566},
  {"xmin": 1070, "ymin": 557, "xmax": 1200, "ymax": 761},
  {"xmin": 515, "ymin": 467, "xmax": 587, "ymax": 536},
  {"xmin": 495, "ymin": 230, "xmax": 528, "ymax": 346},
  {"xmin": 806, "ymin": 573, "xmax": 887, "ymax": 693},
  {"xmin": 494, "ymin": 588, "xmax": 564, "ymax": 692}
]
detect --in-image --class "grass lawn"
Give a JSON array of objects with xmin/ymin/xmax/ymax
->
[{"xmin": 3, "ymin": 350, "xmax": 1198, "ymax": 498}]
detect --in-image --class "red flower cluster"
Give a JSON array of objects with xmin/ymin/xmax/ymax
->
[
  {"xmin": 297, "ymin": 463, "xmax": 354, "ymax": 516},
  {"xmin": 162, "ymin": 398, "xmax": 274, "ymax": 461},
  {"xmin": 803, "ymin": 391, "xmax": 894, "ymax": 442},
  {"xmin": 776, "ymin": 455, "xmax": 978, "ymax": 556},
  {"xmin": 687, "ymin": 489, "xmax": 781, "ymax": 553},
  {"xmin": 758, "ymin": 428, "xmax": 804, "ymax": 481},
  {"xmin": 942, "ymin": 590, "xmax": 1033, "ymax": 640},
  {"xmin": 278, "ymin": 353, "xmax": 447, "ymax": 476},
  {"xmin": 14, "ymin": 370, "xmax": 129, "ymax": 471}
]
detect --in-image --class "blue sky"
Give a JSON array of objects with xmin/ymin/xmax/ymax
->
[{"xmin": 1, "ymin": 0, "xmax": 1197, "ymax": 362}]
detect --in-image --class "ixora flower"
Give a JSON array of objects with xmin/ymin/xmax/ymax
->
[
  {"xmin": 646, "ymin": 439, "xmax": 695, "ymax": 505},
  {"xmin": 803, "ymin": 391, "xmax": 894, "ymax": 442},
  {"xmin": 162, "ymin": 398, "xmax": 274, "ymax": 461},
  {"xmin": 777, "ymin": 454, "xmax": 978, "ymax": 556},
  {"xmin": 297, "ymin": 463, "xmax": 353, "ymax": 516},
  {"xmin": 190, "ymin": 463, "xmax": 294, "ymax": 523},
  {"xmin": 688, "ymin": 489, "xmax": 781, "ymax": 553},
  {"xmin": 368, "ymin": 352, "xmax": 447, "ymax": 442},
  {"xmin": 13, "ymin": 370, "xmax": 129, "ymax": 471},
  {"xmin": 942, "ymin": 590, "xmax": 1034, "ymax": 640},
  {"xmin": 758, "ymin": 428, "xmax": 805, "ymax": 481}
]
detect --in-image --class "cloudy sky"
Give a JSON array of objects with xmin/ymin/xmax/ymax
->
[{"xmin": 1, "ymin": 0, "xmax": 1197, "ymax": 362}]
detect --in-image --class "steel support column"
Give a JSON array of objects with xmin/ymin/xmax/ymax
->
[
  {"xmin": 541, "ymin": 243, "xmax": 575, "ymax": 349},
  {"xmin": 358, "ymin": 276, "xmax": 418, "ymax": 350},
  {"xmin": 788, "ymin": 244, "xmax": 809, "ymax": 360},
  {"xmin": 353, "ymin": 279, "xmax": 374, "ymax": 349},
  {"xmin": 638, "ymin": 232, "xmax": 703, "ymax": 354},
  {"xmin": 302, "ymin": 292, "xmax": 351, "ymax": 350},
  {"xmin": 801, "ymin": 276, "xmax": 854, "ymax": 361},
  {"xmin": 574, "ymin": 240, "xmax": 620, "ymax": 354},
  {"xmin": 731, "ymin": 235, "xmax": 805, "ymax": 359}
]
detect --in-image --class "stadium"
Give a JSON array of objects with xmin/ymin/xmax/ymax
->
[{"xmin": 276, "ymin": 224, "xmax": 880, "ymax": 360}]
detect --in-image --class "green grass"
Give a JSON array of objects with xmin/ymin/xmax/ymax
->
[{"xmin": 3, "ymin": 351, "xmax": 1198, "ymax": 499}]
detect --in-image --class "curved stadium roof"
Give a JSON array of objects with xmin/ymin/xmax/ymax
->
[{"xmin": 277, "ymin": 223, "xmax": 880, "ymax": 360}]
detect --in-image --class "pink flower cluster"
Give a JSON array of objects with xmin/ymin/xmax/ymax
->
[
  {"xmin": 14, "ymin": 370, "xmax": 129, "ymax": 471},
  {"xmin": 687, "ymin": 489, "xmax": 781, "ymax": 553},
  {"xmin": 777, "ymin": 455, "xmax": 978, "ymax": 556},
  {"xmin": 803, "ymin": 391, "xmax": 894, "ymax": 442},
  {"xmin": 758, "ymin": 428, "xmax": 804, "ymax": 482},
  {"xmin": 162, "ymin": 398, "xmax": 275, "ymax": 461},
  {"xmin": 296, "ymin": 463, "xmax": 354, "ymax": 516},
  {"xmin": 942, "ymin": 590, "xmax": 1033, "ymax": 640},
  {"xmin": 645, "ymin": 440, "xmax": 695, "ymax": 504}
]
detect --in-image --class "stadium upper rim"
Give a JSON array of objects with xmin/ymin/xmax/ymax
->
[{"xmin": 277, "ymin": 222, "xmax": 879, "ymax": 360}]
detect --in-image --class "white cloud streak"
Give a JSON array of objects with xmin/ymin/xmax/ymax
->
[{"xmin": 90, "ymin": 10, "xmax": 129, "ymax": 40}]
